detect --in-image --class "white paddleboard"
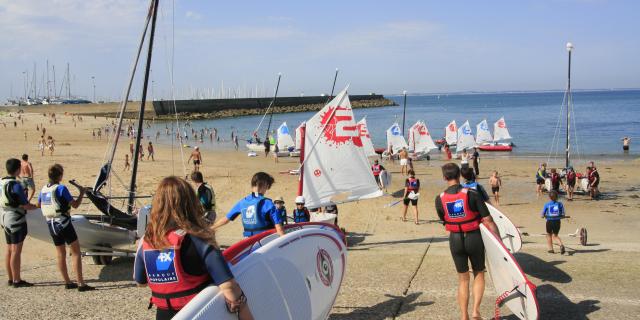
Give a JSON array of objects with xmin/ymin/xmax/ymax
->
[
  {"xmin": 578, "ymin": 177, "xmax": 589, "ymax": 192},
  {"xmin": 480, "ymin": 224, "xmax": 539, "ymax": 320},
  {"xmin": 174, "ymin": 223, "xmax": 346, "ymax": 320},
  {"xmin": 544, "ymin": 178, "xmax": 551, "ymax": 192},
  {"xmin": 380, "ymin": 170, "xmax": 392, "ymax": 188},
  {"xmin": 486, "ymin": 203, "xmax": 522, "ymax": 253}
]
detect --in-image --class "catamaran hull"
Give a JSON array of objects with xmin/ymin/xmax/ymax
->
[
  {"xmin": 246, "ymin": 143, "xmax": 264, "ymax": 152},
  {"xmin": 25, "ymin": 209, "xmax": 136, "ymax": 251}
]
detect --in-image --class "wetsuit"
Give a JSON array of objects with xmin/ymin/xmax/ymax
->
[
  {"xmin": 196, "ymin": 183, "xmax": 216, "ymax": 223},
  {"xmin": 435, "ymin": 185, "xmax": 491, "ymax": 273},
  {"xmin": 134, "ymin": 233, "xmax": 233, "ymax": 319},
  {"xmin": 541, "ymin": 200, "xmax": 565, "ymax": 235},
  {"xmin": 1, "ymin": 177, "xmax": 29, "ymax": 244}
]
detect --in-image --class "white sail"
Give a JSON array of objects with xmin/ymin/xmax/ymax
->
[
  {"xmin": 445, "ymin": 120, "xmax": 457, "ymax": 145},
  {"xmin": 493, "ymin": 117, "xmax": 512, "ymax": 142},
  {"xmin": 294, "ymin": 122, "xmax": 305, "ymax": 150},
  {"xmin": 456, "ymin": 120, "xmax": 476, "ymax": 152},
  {"xmin": 276, "ymin": 122, "xmax": 295, "ymax": 150},
  {"xmin": 357, "ymin": 118, "xmax": 377, "ymax": 157},
  {"xmin": 408, "ymin": 121, "xmax": 438, "ymax": 153},
  {"xmin": 303, "ymin": 88, "xmax": 383, "ymax": 208},
  {"xmin": 476, "ymin": 119, "xmax": 493, "ymax": 144},
  {"xmin": 386, "ymin": 123, "xmax": 409, "ymax": 153}
]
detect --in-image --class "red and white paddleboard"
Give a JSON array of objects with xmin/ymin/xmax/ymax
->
[{"xmin": 174, "ymin": 223, "xmax": 346, "ymax": 320}]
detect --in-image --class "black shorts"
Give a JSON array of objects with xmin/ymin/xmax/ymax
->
[
  {"xmin": 491, "ymin": 186, "xmax": 500, "ymax": 194},
  {"xmin": 546, "ymin": 220, "xmax": 561, "ymax": 235},
  {"xmin": 567, "ymin": 180, "xmax": 576, "ymax": 187},
  {"xmin": 449, "ymin": 230, "xmax": 485, "ymax": 273},
  {"xmin": 47, "ymin": 221, "xmax": 78, "ymax": 246},
  {"xmin": 374, "ymin": 175, "xmax": 381, "ymax": 184},
  {"xmin": 193, "ymin": 160, "xmax": 200, "ymax": 165},
  {"xmin": 536, "ymin": 178, "xmax": 545, "ymax": 185},
  {"xmin": 623, "ymin": 145, "xmax": 629, "ymax": 151},
  {"xmin": 403, "ymin": 198, "xmax": 418, "ymax": 206},
  {"xmin": 4, "ymin": 223, "xmax": 28, "ymax": 244}
]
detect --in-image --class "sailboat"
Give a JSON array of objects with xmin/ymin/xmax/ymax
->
[
  {"xmin": 356, "ymin": 118, "xmax": 378, "ymax": 157},
  {"xmin": 289, "ymin": 122, "xmax": 305, "ymax": 157},
  {"xmin": 442, "ymin": 120, "xmax": 457, "ymax": 146},
  {"xmin": 298, "ymin": 87, "xmax": 383, "ymax": 222},
  {"xmin": 478, "ymin": 117, "xmax": 514, "ymax": 151},
  {"xmin": 455, "ymin": 120, "xmax": 476, "ymax": 153},
  {"xmin": 24, "ymin": 0, "xmax": 161, "ymax": 265},
  {"xmin": 246, "ymin": 74, "xmax": 282, "ymax": 153},
  {"xmin": 407, "ymin": 121, "xmax": 438, "ymax": 159},
  {"xmin": 275, "ymin": 121, "xmax": 294, "ymax": 156},
  {"xmin": 386, "ymin": 122, "xmax": 409, "ymax": 155}
]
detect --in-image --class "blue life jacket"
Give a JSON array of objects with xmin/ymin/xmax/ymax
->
[
  {"xmin": 462, "ymin": 181, "xmax": 478, "ymax": 190},
  {"xmin": 293, "ymin": 208, "xmax": 309, "ymax": 223},
  {"xmin": 240, "ymin": 195, "xmax": 273, "ymax": 236},
  {"xmin": 275, "ymin": 206, "xmax": 287, "ymax": 225},
  {"xmin": 543, "ymin": 201, "xmax": 564, "ymax": 221}
]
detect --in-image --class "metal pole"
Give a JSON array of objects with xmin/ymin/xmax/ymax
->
[
  {"xmin": 329, "ymin": 68, "xmax": 339, "ymax": 100},
  {"xmin": 92, "ymin": 76, "xmax": 96, "ymax": 103},
  {"xmin": 128, "ymin": 0, "xmax": 159, "ymax": 214},
  {"xmin": 402, "ymin": 90, "xmax": 408, "ymax": 134},
  {"xmin": 565, "ymin": 43, "xmax": 573, "ymax": 169},
  {"xmin": 264, "ymin": 73, "xmax": 282, "ymax": 141}
]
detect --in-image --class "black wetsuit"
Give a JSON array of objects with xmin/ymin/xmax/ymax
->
[{"xmin": 435, "ymin": 184, "xmax": 491, "ymax": 273}]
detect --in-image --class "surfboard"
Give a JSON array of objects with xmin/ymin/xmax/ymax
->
[
  {"xmin": 486, "ymin": 203, "xmax": 522, "ymax": 253},
  {"xmin": 480, "ymin": 224, "xmax": 539, "ymax": 320},
  {"xmin": 380, "ymin": 170, "xmax": 392, "ymax": 189},
  {"xmin": 174, "ymin": 223, "xmax": 347, "ymax": 320}
]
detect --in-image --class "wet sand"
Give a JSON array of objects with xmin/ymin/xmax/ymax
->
[{"xmin": 0, "ymin": 111, "xmax": 639, "ymax": 319}]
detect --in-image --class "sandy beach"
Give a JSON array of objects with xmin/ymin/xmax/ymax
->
[{"xmin": 1, "ymin": 111, "xmax": 639, "ymax": 319}]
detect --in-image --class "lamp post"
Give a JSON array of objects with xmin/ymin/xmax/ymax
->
[
  {"xmin": 91, "ymin": 76, "xmax": 96, "ymax": 103},
  {"xmin": 402, "ymin": 90, "xmax": 408, "ymax": 134}
]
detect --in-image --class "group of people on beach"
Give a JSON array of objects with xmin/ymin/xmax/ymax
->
[{"xmin": 535, "ymin": 161, "xmax": 600, "ymax": 200}]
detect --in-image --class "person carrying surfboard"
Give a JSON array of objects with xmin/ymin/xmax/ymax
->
[
  {"xmin": 434, "ymin": 163, "xmax": 499, "ymax": 320},
  {"xmin": 371, "ymin": 160, "xmax": 386, "ymax": 189},
  {"xmin": 134, "ymin": 177, "xmax": 253, "ymax": 320},
  {"xmin": 541, "ymin": 190, "xmax": 566, "ymax": 254},
  {"xmin": 401, "ymin": 170, "xmax": 420, "ymax": 224},
  {"xmin": 212, "ymin": 172, "xmax": 285, "ymax": 237}
]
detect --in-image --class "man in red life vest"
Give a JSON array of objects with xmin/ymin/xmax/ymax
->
[
  {"xmin": 435, "ymin": 163, "xmax": 499, "ymax": 320},
  {"xmin": 371, "ymin": 160, "xmax": 386, "ymax": 189}
]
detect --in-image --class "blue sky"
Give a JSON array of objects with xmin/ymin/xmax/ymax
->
[{"xmin": 1, "ymin": 0, "xmax": 638, "ymax": 102}]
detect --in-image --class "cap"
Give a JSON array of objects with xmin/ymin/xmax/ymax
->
[
  {"xmin": 295, "ymin": 196, "xmax": 305, "ymax": 204},
  {"xmin": 194, "ymin": 146, "xmax": 199, "ymax": 150},
  {"xmin": 274, "ymin": 196, "xmax": 285, "ymax": 204}
]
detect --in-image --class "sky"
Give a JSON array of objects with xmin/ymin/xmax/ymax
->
[{"xmin": 1, "ymin": 0, "xmax": 639, "ymax": 102}]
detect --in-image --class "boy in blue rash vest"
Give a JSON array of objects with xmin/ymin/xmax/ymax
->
[
  {"xmin": 274, "ymin": 196, "xmax": 287, "ymax": 225},
  {"xmin": 292, "ymin": 196, "xmax": 311, "ymax": 223},
  {"xmin": 212, "ymin": 172, "xmax": 285, "ymax": 237},
  {"xmin": 541, "ymin": 191, "xmax": 566, "ymax": 254},
  {"xmin": 2, "ymin": 158, "xmax": 37, "ymax": 287}
]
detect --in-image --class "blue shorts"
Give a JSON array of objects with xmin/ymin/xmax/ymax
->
[
  {"xmin": 47, "ymin": 221, "xmax": 78, "ymax": 246},
  {"xmin": 4, "ymin": 223, "xmax": 28, "ymax": 244}
]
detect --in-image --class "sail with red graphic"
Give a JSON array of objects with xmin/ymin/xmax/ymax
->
[
  {"xmin": 302, "ymin": 87, "xmax": 382, "ymax": 208},
  {"xmin": 357, "ymin": 118, "xmax": 377, "ymax": 157},
  {"xmin": 493, "ymin": 117, "xmax": 512, "ymax": 142},
  {"xmin": 408, "ymin": 121, "xmax": 438, "ymax": 153},
  {"xmin": 445, "ymin": 120, "xmax": 457, "ymax": 145}
]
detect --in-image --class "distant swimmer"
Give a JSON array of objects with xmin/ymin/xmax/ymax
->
[
  {"xmin": 38, "ymin": 164, "xmax": 94, "ymax": 291},
  {"xmin": 434, "ymin": 163, "xmax": 499, "ymax": 320},
  {"xmin": 134, "ymin": 177, "xmax": 253, "ymax": 320},
  {"xmin": 212, "ymin": 172, "xmax": 285, "ymax": 237},
  {"xmin": 536, "ymin": 163, "xmax": 547, "ymax": 197},
  {"xmin": 489, "ymin": 171, "xmax": 502, "ymax": 206},
  {"xmin": 399, "ymin": 148, "xmax": 409, "ymax": 176},
  {"xmin": 541, "ymin": 190, "xmax": 566, "ymax": 254},
  {"xmin": 191, "ymin": 171, "xmax": 216, "ymax": 224},
  {"xmin": 292, "ymin": 196, "xmax": 310, "ymax": 223},
  {"xmin": 402, "ymin": 170, "xmax": 420, "ymax": 224},
  {"xmin": 622, "ymin": 136, "xmax": 630, "ymax": 152},
  {"xmin": 187, "ymin": 146, "xmax": 202, "ymax": 172},
  {"xmin": 19, "ymin": 154, "xmax": 35, "ymax": 201},
  {"xmin": 2, "ymin": 158, "xmax": 38, "ymax": 288}
]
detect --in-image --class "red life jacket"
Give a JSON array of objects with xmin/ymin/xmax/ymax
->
[
  {"xmin": 566, "ymin": 171, "xmax": 576, "ymax": 182},
  {"xmin": 406, "ymin": 177, "xmax": 419, "ymax": 191},
  {"xmin": 440, "ymin": 188, "xmax": 481, "ymax": 233},
  {"xmin": 371, "ymin": 164, "xmax": 382, "ymax": 176},
  {"xmin": 551, "ymin": 173, "xmax": 560, "ymax": 185},
  {"xmin": 142, "ymin": 230, "xmax": 211, "ymax": 310}
]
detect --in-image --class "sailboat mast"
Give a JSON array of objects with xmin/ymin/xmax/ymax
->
[
  {"xmin": 128, "ymin": 0, "xmax": 159, "ymax": 214},
  {"xmin": 328, "ymin": 68, "xmax": 339, "ymax": 102},
  {"xmin": 565, "ymin": 42, "xmax": 573, "ymax": 169},
  {"xmin": 402, "ymin": 90, "xmax": 407, "ymax": 135},
  {"xmin": 67, "ymin": 63, "xmax": 71, "ymax": 99},
  {"xmin": 264, "ymin": 73, "xmax": 282, "ymax": 141}
]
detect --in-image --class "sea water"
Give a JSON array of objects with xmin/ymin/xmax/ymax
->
[{"xmin": 150, "ymin": 90, "xmax": 639, "ymax": 157}]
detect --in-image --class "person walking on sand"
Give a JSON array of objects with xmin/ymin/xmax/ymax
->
[
  {"xmin": 588, "ymin": 166, "xmax": 600, "ymax": 200},
  {"xmin": 435, "ymin": 163, "xmax": 499, "ymax": 320},
  {"xmin": 541, "ymin": 190, "xmax": 566, "ymax": 254},
  {"xmin": 401, "ymin": 170, "xmax": 420, "ymax": 224},
  {"xmin": 39, "ymin": 135, "xmax": 46, "ymax": 156},
  {"xmin": 190, "ymin": 171, "xmax": 216, "ymax": 224},
  {"xmin": 536, "ymin": 163, "xmax": 547, "ymax": 196},
  {"xmin": 47, "ymin": 136, "xmax": 55, "ymax": 156},
  {"xmin": 187, "ymin": 146, "xmax": 202, "ymax": 172},
  {"xmin": 565, "ymin": 166, "xmax": 576, "ymax": 201},
  {"xmin": 371, "ymin": 160, "xmax": 386, "ymax": 189},
  {"xmin": 444, "ymin": 143, "xmax": 452, "ymax": 160},
  {"xmin": 129, "ymin": 140, "xmax": 134, "ymax": 157},
  {"xmin": 461, "ymin": 167, "xmax": 491, "ymax": 203},
  {"xmin": 460, "ymin": 149, "xmax": 470, "ymax": 169},
  {"xmin": 273, "ymin": 143, "xmax": 279, "ymax": 163},
  {"xmin": 147, "ymin": 141, "xmax": 155, "ymax": 161},
  {"xmin": 622, "ymin": 136, "xmax": 630, "ymax": 152},
  {"xmin": 2, "ymin": 158, "xmax": 38, "ymax": 288},
  {"xmin": 19, "ymin": 154, "xmax": 36, "ymax": 202},
  {"xmin": 489, "ymin": 171, "xmax": 502, "ymax": 205},
  {"xmin": 37, "ymin": 164, "xmax": 94, "ymax": 291},
  {"xmin": 134, "ymin": 177, "xmax": 254, "ymax": 320},
  {"xmin": 212, "ymin": 172, "xmax": 285, "ymax": 237},
  {"xmin": 399, "ymin": 148, "xmax": 409, "ymax": 176},
  {"xmin": 124, "ymin": 154, "xmax": 130, "ymax": 171},
  {"xmin": 264, "ymin": 137, "xmax": 271, "ymax": 157},
  {"xmin": 471, "ymin": 147, "xmax": 480, "ymax": 176}
]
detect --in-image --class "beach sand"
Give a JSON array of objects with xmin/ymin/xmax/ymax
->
[{"xmin": 1, "ymin": 111, "xmax": 639, "ymax": 319}]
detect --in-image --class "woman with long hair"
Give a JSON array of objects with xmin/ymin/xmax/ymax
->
[{"xmin": 134, "ymin": 177, "xmax": 253, "ymax": 320}]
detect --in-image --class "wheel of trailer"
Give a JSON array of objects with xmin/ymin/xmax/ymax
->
[
  {"xmin": 579, "ymin": 227, "xmax": 588, "ymax": 246},
  {"xmin": 91, "ymin": 243, "xmax": 113, "ymax": 265}
]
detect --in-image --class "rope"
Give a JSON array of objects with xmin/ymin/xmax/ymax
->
[
  {"xmin": 547, "ymin": 90, "xmax": 567, "ymax": 167},
  {"xmin": 494, "ymin": 289, "xmax": 513, "ymax": 320}
]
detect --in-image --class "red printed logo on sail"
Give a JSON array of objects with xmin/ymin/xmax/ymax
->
[
  {"xmin": 416, "ymin": 124, "xmax": 428, "ymax": 136},
  {"xmin": 448, "ymin": 123, "xmax": 456, "ymax": 132},
  {"xmin": 357, "ymin": 123, "xmax": 371, "ymax": 139},
  {"xmin": 314, "ymin": 169, "xmax": 322, "ymax": 177},
  {"xmin": 320, "ymin": 106, "xmax": 363, "ymax": 147},
  {"xmin": 497, "ymin": 120, "xmax": 506, "ymax": 128}
]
